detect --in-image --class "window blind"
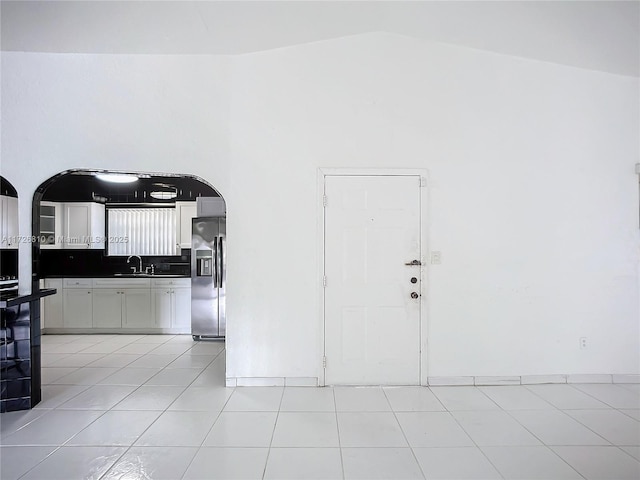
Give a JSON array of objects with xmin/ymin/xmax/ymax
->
[{"xmin": 107, "ymin": 208, "xmax": 176, "ymax": 256}]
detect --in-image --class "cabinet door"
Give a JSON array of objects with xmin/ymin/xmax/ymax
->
[
  {"xmin": 0, "ymin": 196, "xmax": 19, "ymax": 249},
  {"xmin": 40, "ymin": 202, "xmax": 63, "ymax": 249},
  {"xmin": 92, "ymin": 289, "xmax": 123, "ymax": 328},
  {"xmin": 175, "ymin": 202, "xmax": 197, "ymax": 250},
  {"xmin": 43, "ymin": 279, "xmax": 64, "ymax": 328},
  {"xmin": 0, "ymin": 195, "xmax": 8, "ymax": 247},
  {"xmin": 172, "ymin": 288, "xmax": 191, "ymax": 332},
  {"xmin": 63, "ymin": 289, "xmax": 93, "ymax": 328},
  {"xmin": 152, "ymin": 288, "xmax": 173, "ymax": 328},
  {"xmin": 122, "ymin": 288, "xmax": 153, "ymax": 328},
  {"xmin": 6, "ymin": 196, "xmax": 18, "ymax": 248},
  {"xmin": 89, "ymin": 203, "xmax": 105, "ymax": 249},
  {"xmin": 0, "ymin": 196, "xmax": 6, "ymax": 245},
  {"xmin": 64, "ymin": 204, "xmax": 91, "ymax": 248}
]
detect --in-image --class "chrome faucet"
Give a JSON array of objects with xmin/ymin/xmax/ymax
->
[{"xmin": 127, "ymin": 255, "xmax": 143, "ymax": 273}]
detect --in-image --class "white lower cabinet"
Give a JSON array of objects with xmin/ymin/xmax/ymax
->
[
  {"xmin": 93, "ymin": 278, "xmax": 153, "ymax": 330},
  {"xmin": 152, "ymin": 289, "xmax": 173, "ymax": 328},
  {"xmin": 63, "ymin": 288, "xmax": 93, "ymax": 328},
  {"xmin": 92, "ymin": 289, "xmax": 124, "ymax": 328},
  {"xmin": 173, "ymin": 287, "xmax": 191, "ymax": 331},
  {"xmin": 45, "ymin": 277, "xmax": 188, "ymax": 333},
  {"xmin": 42, "ymin": 278, "xmax": 64, "ymax": 329},
  {"xmin": 122, "ymin": 289, "xmax": 153, "ymax": 329},
  {"xmin": 152, "ymin": 278, "xmax": 191, "ymax": 333}
]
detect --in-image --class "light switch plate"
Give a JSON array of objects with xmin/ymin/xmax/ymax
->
[{"xmin": 431, "ymin": 251, "xmax": 442, "ymax": 264}]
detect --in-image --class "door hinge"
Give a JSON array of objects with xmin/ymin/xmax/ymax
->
[
  {"xmin": 322, "ymin": 276, "xmax": 327, "ymax": 287},
  {"xmin": 322, "ymin": 356, "xmax": 327, "ymax": 368},
  {"xmin": 419, "ymin": 176, "xmax": 427, "ymax": 187},
  {"xmin": 322, "ymin": 195, "xmax": 327, "ymax": 207}
]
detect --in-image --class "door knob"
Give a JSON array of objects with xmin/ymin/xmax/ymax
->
[
  {"xmin": 405, "ymin": 260, "xmax": 422, "ymax": 266},
  {"xmin": 411, "ymin": 292, "xmax": 419, "ymax": 299}
]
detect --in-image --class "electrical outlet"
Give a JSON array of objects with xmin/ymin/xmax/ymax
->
[
  {"xmin": 580, "ymin": 337, "xmax": 587, "ymax": 349},
  {"xmin": 431, "ymin": 251, "xmax": 442, "ymax": 265}
]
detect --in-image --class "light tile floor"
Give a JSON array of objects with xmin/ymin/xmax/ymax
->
[{"xmin": 0, "ymin": 334, "xmax": 638, "ymax": 480}]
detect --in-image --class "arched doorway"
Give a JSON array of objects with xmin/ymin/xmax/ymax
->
[{"xmin": 32, "ymin": 169, "xmax": 226, "ymax": 338}]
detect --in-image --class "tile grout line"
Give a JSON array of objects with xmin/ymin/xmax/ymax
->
[
  {"xmin": 89, "ymin": 334, "xmax": 180, "ymax": 479},
  {"xmin": 178, "ymin": 345, "xmax": 232, "ymax": 480},
  {"xmin": 496, "ymin": 406, "xmax": 588, "ymax": 479},
  {"xmin": 49, "ymin": 335, "xmax": 189, "ymax": 479},
  {"xmin": 435, "ymin": 388, "xmax": 507, "ymax": 480},
  {"xmin": 477, "ymin": 386, "xmax": 594, "ymax": 475},
  {"xmin": 96, "ymin": 339, "xmax": 226, "ymax": 480},
  {"xmin": 553, "ymin": 404, "xmax": 640, "ymax": 466},
  {"xmin": 491, "ymin": 382, "xmax": 593, "ymax": 478},
  {"xmin": 381, "ymin": 387, "xmax": 427, "ymax": 480},
  {"xmin": 332, "ymin": 388, "xmax": 346, "ymax": 480},
  {"xmin": 10, "ymin": 444, "xmax": 65, "ymax": 480},
  {"xmin": 66, "ymin": 334, "xmax": 190, "ymax": 480},
  {"xmin": 566, "ymin": 383, "xmax": 623, "ymax": 409},
  {"xmin": 44, "ymin": 333, "xmax": 153, "ymax": 385},
  {"xmin": 261, "ymin": 385, "xmax": 286, "ymax": 480}
]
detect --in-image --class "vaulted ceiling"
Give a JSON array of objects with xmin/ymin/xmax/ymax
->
[{"xmin": 1, "ymin": 1, "xmax": 638, "ymax": 77}]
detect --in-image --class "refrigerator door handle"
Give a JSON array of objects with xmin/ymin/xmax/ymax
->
[
  {"xmin": 213, "ymin": 236, "xmax": 218, "ymax": 288},
  {"xmin": 219, "ymin": 235, "xmax": 224, "ymax": 285}
]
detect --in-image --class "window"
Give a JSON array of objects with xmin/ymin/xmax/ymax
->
[{"xmin": 107, "ymin": 208, "xmax": 176, "ymax": 256}]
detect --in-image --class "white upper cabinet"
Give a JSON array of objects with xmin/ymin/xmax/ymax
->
[
  {"xmin": 196, "ymin": 197, "xmax": 225, "ymax": 217},
  {"xmin": 175, "ymin": 201, "xmax": 197, "ymax": 251},
  {"xmin": 40, "ymin": 201, "xmax": 63, "ymax": 249},
  {"xmin": 63, "ymin": 202, "xmax": 105, "ymax": 249},
  {"xmin": 0, "ymin": 195, "xmax": 19, "ymax": 249}
]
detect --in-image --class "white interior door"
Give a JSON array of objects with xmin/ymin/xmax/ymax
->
[{"xmin": 324, "ymin": 175, "xmax": 422, "ymax": 385}]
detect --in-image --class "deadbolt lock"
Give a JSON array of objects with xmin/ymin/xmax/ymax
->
[
  {"xmin": 410, "ymin": 277, "xmax": 418, "ymax": 284},
  {"xmin": 411, "ymin": 292, "xmax": 420, "ymax": 299}
]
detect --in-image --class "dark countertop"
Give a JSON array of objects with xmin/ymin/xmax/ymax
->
[{"xmin": 0, "ymin": 288, "xmax": 57, "ymax": 308}]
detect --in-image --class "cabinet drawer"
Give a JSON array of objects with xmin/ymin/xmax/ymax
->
[
  {"xmin": 151, "ymin": 277, "xmax": 190, "ymax": 288},
  {"xmin": 63, "ymin": 278, "xmax": 93, "ymax": 288},
  {"xmin": 93, "ymin": 278, "xmax": 152, "ymax": 288}
]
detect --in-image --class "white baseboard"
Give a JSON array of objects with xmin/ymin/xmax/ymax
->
[
  {"xmin": 474, "ymin": 376, "xmax": 521, "ymax": 386},
  {"xmin": 285, "ymin": 377, "xmax": 319, "ymax": 387},
  {"xmin": 521, "ymin": 375, "xmax": 567, "ymax": 385},
  {"xmin": 613, "ymin": 374, "xmax": 640, "ymax": 384},
  {"xmin": 427, "ymin": 377, "xmax": 474, "ymax": 386},
  {"xmin": 567, "ymin": 374, "xmax": 613, "ymax": 384},
  {"xmin": 227, "ymin": 377, "xmax": 319, "ymax": 387},
  {"xmin": 236, "ymin": 377, "xmax": 285, "ymax": 387},
  {"xmin": 226, "ymin": 374, "xmax": 639, "ymax": 387}
]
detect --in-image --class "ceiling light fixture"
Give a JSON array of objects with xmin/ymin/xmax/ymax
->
[
  {"xmin": 150, "ymin": 190, "xmax": 177, "ymax": 200},
  {"xmin": 95, "ymin": 173, "xmax": 139, "ymax": 183}
]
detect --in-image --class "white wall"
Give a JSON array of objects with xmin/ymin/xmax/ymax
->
[
  {"xmin": 228, "ymin": 33, "xmax": 639, "ymax": 378},
  {"xmin": 1, "ymin": 52, "xmax": 231, "ymax": 293},
  {"xmin": 2, "ymin": 33, "xmax": 638, "ymax": 379}
]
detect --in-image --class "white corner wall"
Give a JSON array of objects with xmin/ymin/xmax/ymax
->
[
  {"xmin": 1, "ymin": 32, "xmax": 638, "ymax": 381},
  {"xmin": 226, "ymin": 33, "xmax": 639, "ymax": 379}
]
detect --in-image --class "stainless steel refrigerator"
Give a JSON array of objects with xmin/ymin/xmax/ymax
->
[{"xmin": 191, "ymin": 216, "xmax": 226, "ymax": 339}]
